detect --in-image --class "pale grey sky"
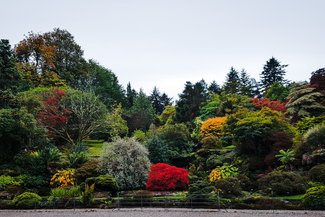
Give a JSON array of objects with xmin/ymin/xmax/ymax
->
[{"xmin": 1, "ymin": 0, "xmax": 325, "ymax": 99}]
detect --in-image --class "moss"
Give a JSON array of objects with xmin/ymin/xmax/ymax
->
[
  {"xmin": 13, "ymin": 192, "xmax": 42, "ymax": 208},
  {"xmin": 303, "ymin": 186, "xmax": 325, "ymax": 210}
]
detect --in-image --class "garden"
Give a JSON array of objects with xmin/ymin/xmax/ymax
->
[{"xmin": 0, "ymin": 29, "xmax": 325, "ymax": 210}]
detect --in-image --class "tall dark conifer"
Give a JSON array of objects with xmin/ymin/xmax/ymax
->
[{"xmin": 260, "ymin": 57, "xmax": 288, "ymax": 91}]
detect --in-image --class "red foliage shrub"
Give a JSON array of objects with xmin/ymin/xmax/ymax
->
[
  {"xmin": 37, "ymin": 89, "xmax": 71, "ymax": 137},
  {"xmin": 251, "ymin": 98, "xmax": 286, "ymax": 112},
  {"xmin": 146, "ymin": 163, "xmax": 189, "ymax": 191}
]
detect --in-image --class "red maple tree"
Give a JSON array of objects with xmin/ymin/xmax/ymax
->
[
  {"xmin": 146, "ymin": 163, "xmax": 189, "ymax": 191},
  {"xmin": 251, "ymin": 98, "xmax": 286, "ymax": 112}
]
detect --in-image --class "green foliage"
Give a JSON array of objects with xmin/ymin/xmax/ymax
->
[
  {"xmin": 187, "ymin": 175, "xmax": 215, "ymax": 201},
  {"xmin": 147, "ymin": 136, "xmax": 170, "ymax": 163},
  {"xmin": 126, "ymin": 90, "xmax": 156, "ymax": 132},
  {"xmin": 0, "ymin": 108, "xmax": 46, "ymax": 163},
  {"xmin": 81, "ymin": 184, "xmax": 95, "ymax": 207},
  {"xmin": 260, "ymin": 57, "xmax": 287, "ymax": 91},
  {"xmin": 309, "ymin": 164, "xmax": 325, "ymax": 183},
  {"xmin": 175, "ymin": 80, "xmax": 208, "ymax": 123},
  {"xmin": 159, "ymin": 105, "xmax": 176, "ymax": 125},
  {"xmin": 87, "ymin": 60, "xmax": 125, "ymax": 108},
  {"xmin": 286, "ymin": 84, "xmax": 325, "ymax": 122},
  {"xmin": 75, "ymin": 160, "xmax": 99, "ymax": 182},
  {"xmin": 295, "ymin": 123, "xmax": 325, "ymax": 158},
  {"xmin": 101, "ymin": 104, "xmax": 128, "ymax": 140},
  {"xmin": 13, "ymin": 192, "xmax": 42, "ymax": 208},
  {"xmin": 132, "ymin": 129, "xmax": 147, "ymax": 143},
  {"xmin": 214, "ymin": 177, "xmax": 242, "ymax": 198},
  {"xmin": 275, "ymin": 149, "xmax": 295, "ymax": 165},
  {"xmin": 86, "ymin": 174, "xmax": 119, "ymax": 195},
  {"xmin": 99, "ymin": 137, "xmax": 150, "ymax": 190},
  {"xmin": 149, "ymin": 86, "xmax": 172, "ymax": 114},
  {"xmin": 0, "ymin": 175, "xmax": 20, "ymax": 191},
  {"xmin": 296, "ymin": 116, "xmax": 325, "ymax": 135},
  {"xmin": 223, "ymin": 67, "xmax": 241, "ymax": 94},
  {"xmin": 258, "ymin": 171, "xmax": 307, "ymax": 196},
  {"xmin": 264, "ymin": 82, "xmax": 291, "ymax": 102},
  {"xmin": 49, "ymin": 187, "xmax": 80, "ymax": 201},
  {"xmin": 16, "ymin": 174, "xmax": 48, "ymax": 189},
  {"xmin": 303, "ymin": 186, "xmax": 325, "ymax": 210},
  {"xmin": 199, "ymin": 93, "xmax": 222, "ymax": 120}
]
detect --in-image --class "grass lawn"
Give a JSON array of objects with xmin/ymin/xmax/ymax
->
[{"xmin": 82, "ymin": 140, "xmax": 107, "ymax": 158}]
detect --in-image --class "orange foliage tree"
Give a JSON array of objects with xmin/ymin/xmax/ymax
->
[{"xmin": 200, "ymin": 116, "xmax": 227, "ymax": 139}]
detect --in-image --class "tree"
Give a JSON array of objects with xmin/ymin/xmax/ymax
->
[
  {"xmin": 0, "ymin": 39, "xmax": 21, "ymax": 91},
  {"xmin": 159, "ymin": 105, "xmax": 176, "ymax": 125},
  {"xmin": 98, "ymin": 137, "xmax": 151, "ymax": 190},
  {"xmin": 223, "ymin": 67, "xmax": 240, "ymax": 94},
  {"xmin": 15, "ymin": 28, "xmax": 88, "ymax": 89},
  {"xmin": 149, "ymin": 87, "xmax": 172, "ymax": 115},
  {"xmin": 208, "ymin": 80, "xmax": 221, "ymax": 94},
  {"xmin": 251, "ymin": 98, "xmax": 286, "ymax": 112},
  {"xmin": 239, "ymin": 69, "xmax": 254, "ymax": 97},
  {"xmin": 87, "ymin": 60, "xmax": 125, "ymax": 108},
  {"xmin": 264, "ymin": 82, "xmax": 291, "ymax": 102},
  {"xmin": 260, "ymin": 57, "xmax": 288, "ymax": 91},
  {"xmin": 175, "ymin": 80, "xmax": 208, "ymax": 123},
  {"xmin": 125, "ymin": 82, "xmax": 137, "ymax": 109},
  {"xmin": 200, "ymin": 116, "xmax": 227, "ymax": 139},
  {"xmin": 0, "ymin": 39, "xmax": 22, "ymax": 108},
  {"xmin": 146, "ymin": 163, "xmax": 189, "ymax": 191},
  {"xmin": 126, "ymin": 89, "xmax": 156, "ymax": 132},
  {"xmin": 37, "ymin": 88, "xmax": 107, "ymax": 145},
  {"xmin": 0, "ymin": 108, "xmax": 46, "ymax": 163},
  {"xmin": 286, "ymin": 84, "xmax": 325, "ymax": 122}
]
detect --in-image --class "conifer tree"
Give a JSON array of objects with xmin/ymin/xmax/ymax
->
[
  {"xmin": 223, "ymin": 67, "xmax": 240, "ymax": 94},
  {"xmin": 260, "ymin": 57, "xmax": 288, "ymax": 91}
]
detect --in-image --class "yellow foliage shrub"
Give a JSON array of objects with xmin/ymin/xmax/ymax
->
[
  {"xmin": 50, "ymin": 169, "xmax": 75, "ymax": 188},
  {"xmin": 200, "ymin": 116, "xmax": 227, "ymax": 139},
  {"xmin": 209, "ymin": 168, "xmax": 221, "ymax": 182}
]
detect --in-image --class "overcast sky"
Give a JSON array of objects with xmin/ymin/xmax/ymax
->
[{"xmin": 2, "ymin": 0, "xmax": 325, "ymax": 99}]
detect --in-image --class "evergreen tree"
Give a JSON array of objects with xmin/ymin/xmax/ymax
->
[
  {"xmin": 125, "ymin": 82, "xmax": 137, "ymax": 109},
  {"xmin": 260, "ymin": 57, "xmax": 288, "ymax": 91},
  {"xmin": 223, "ymin": 67, "xmax": 240, "ymax": 94},
  {"xmin": 150, "ymin": 86, "xmax": 163, "ymax": 114},
  {"xmin": 160, "ymin": 93, "xmax": 172, "ymax": 107},
  {"xmin": 126, "ymin": 89, "xmax": 156, "ymax": 132},
  {"xmin": 208, "ymin": 80, "xmax": 221, "ymax": 94},
  {"xmin": 175, "ymin": 80, "xmax": 208, "ymax": 123},
  {"xmin": 239, "ymin": 69, "xmax": 254, "ymax": 97},
  {"xmin": 0, "ymin": 39, "xmax": 21, "ymax": 91}
]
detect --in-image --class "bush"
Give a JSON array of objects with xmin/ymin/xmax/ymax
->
[
  {"xmin": 50, "ymin": 169, "xmax": 75, "ymax": 188},
  {"xmin": 86, "ymin": 175, "xmax": 119, "ymax": 195},
  {"xmin": 188, "ymin": 175, "xmax": 215, "ymax": 201},
  {"xmin": 75, "ymin": 160, "xmax": 99, "ymax": 182},
  {"xmin": 297, "ymin": 123, "xmax": 325, "ymax": 157},
  {"xmin": 16, "ymin": 174, "xmax": 48, "ymax": 190},
  {"xmin": 258, "ymin": 171, "xmax": 307, "ymax": 196},
  {"xmin": 200, "ymin": 116, "xmax": 227, "ymax": 139},
  {"xmin": 146, "ymin": 163, "xmax": 189, "ymax": 191},
  {"xmin": 81, "ymin": 184, "xmax": 95, "ymax": 207},
  {"xmin": 309, "ymin": 164, "xmax": 325, "ymax": 183},
  {"xmin": 48, "ymin": 187, "xmax": 80, "ymax": 201},
  {"xmin": 13, "ymin": 192, "xmax": 42, "ymax": 208},
  {"xmin": 214, "ymin": 177, "xmax": 242, "ymax": 198},
  {"xmin": 303, "ymin": 186, "xmax": 325, "ymax": 210},
  {"xmin": 98, "ymin": 137, "xmax": 150, "ymax": 190},
  {"xmin": 0, "ymin": 175, "xmax": 20, "ymax": 191}
]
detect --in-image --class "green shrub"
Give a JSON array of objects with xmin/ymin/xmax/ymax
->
[
  {"xmin": 81, "ymin": 184, "xmax": 95, "ymax": 207},
  {"xmin": 13, "ymin": 192, "xmax": 42, "ymax": 208},
  {"xmin": 75, "ymin": 160, "xmax": 99, "ymax": 182},
  {"xmin": 17, "ymin": 174, "xmax": 48, "ymax": 189},
  {"xmin": 214, "ymin": 177, "xmax": 242, "ymax": 198},
  {"xmin": 48, "ymin": 187, "xmax": 80, "ymax": 201},
  {"xmin": 309, "ymin": 164, "xmax": 325, "ymax": 183},
  {"xmin": 258, "ymin": 171, "xmax": 307, "ymax": 196},
  {"xmin": 0, "ymin": 175, "xmax": 20, "ymax": 191},
  {"xmin": 86, "ymin": 174, "xmax": 119, "ymax": 195},
  {"xmin": 303, "ymin": 186, "xmax": 325, "ymax": 210},
  {"xmin": 188, "ymin": 175, "xmax": 215, "ymax": 201}
]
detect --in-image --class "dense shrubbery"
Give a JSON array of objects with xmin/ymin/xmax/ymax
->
[
  {"xmin": 308, "ymin": 164, "xmax": 325, "ymax": 183},
  {"xmin": 303, "ymin": 186, "xmax": 325, "ymax": 210},
  {"xmin": 146, "ymin": 163, "xmax": 189, "ymax": 191},
  {"xmin": 13, "ymin": 192, "xmax": 42, "ymax": 208},
  {"xmin": 214, "ymin": 177, "xmax": 242, "ymax": 198},
  {"xmin": 86, "ymin": 174, "xmax": 119, "ymax": 195},
  {"xmin": 258, "ymin": 171, "xmax": 307, "ymax": 196}
]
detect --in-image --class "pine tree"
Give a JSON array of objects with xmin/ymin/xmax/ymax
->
[
  {"xmin": 208, "ymin": 80, "xmax": 221, "ymax": 94},
  {"xmin": 223, "ymin": 67, "xmax": 240, "ymax": 94},
  {"xmin": 0, "ymin": 39, "xmax": 21, "ymax": 91},
  {"xmin": 260, "ymin": 57, "xmax": 288, "ymax": 91},
  {"xmin": 125, "ymin": 82, "xmax": 137, "ymax": 109},
  {"xmin": 239, "ymin": 69, "xmax": 254, "ymax": 97}
]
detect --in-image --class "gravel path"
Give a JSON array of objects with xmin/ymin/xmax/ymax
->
[{"xmin": 1, "ymin": 209, "xmax": 325, "ymax": 217}]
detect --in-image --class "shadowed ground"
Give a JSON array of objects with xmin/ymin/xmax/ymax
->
[{"xmin": 1, "ymin": 208, "xmax": 325, "ymax": 217}]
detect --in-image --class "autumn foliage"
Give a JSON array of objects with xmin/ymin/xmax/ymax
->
[
  {"xmin": 146, "ymin": 163, "xmax": 189, "ymax": 191},
  {"xmin": 50, "ymin": 169, "xmax": 75, "ymax": 188},
  {"xmin": 200, "ymin": 116, "xmax": 227, "ymax": 139},
  {"xmin": 251, "ymin": 98, "xmax": 286, "ymax": 112}
]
